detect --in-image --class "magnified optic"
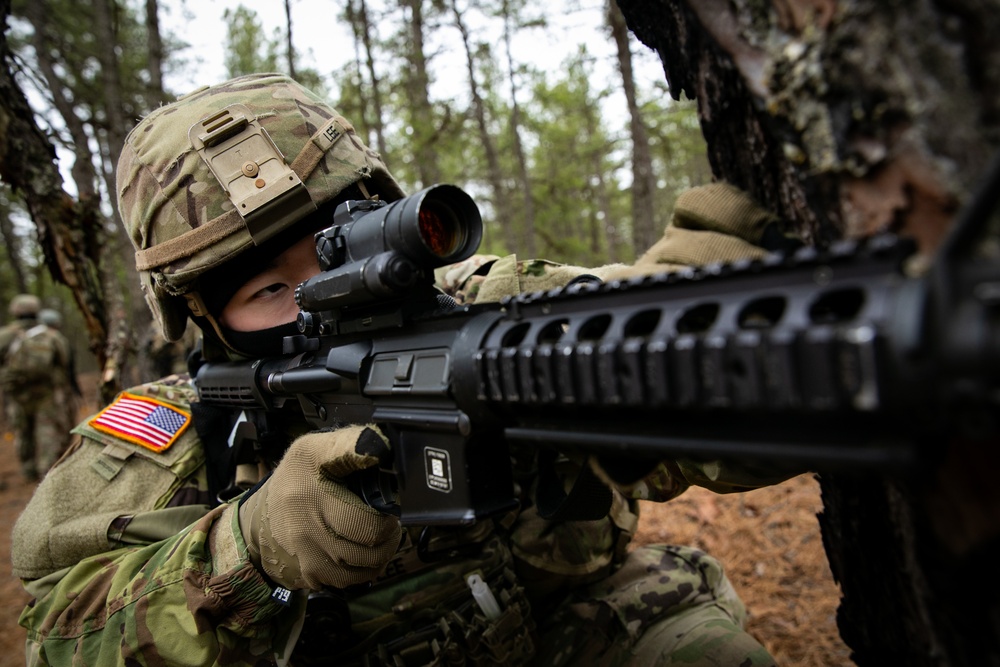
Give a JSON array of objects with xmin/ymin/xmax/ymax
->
[{"xmin": 419, "ymin": 201, "xmax": 463, "ymax": 258}]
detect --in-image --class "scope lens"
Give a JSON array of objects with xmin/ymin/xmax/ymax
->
[{"xmin": 418, "ymin": 200, "xmax": 463, "ymax": 258}]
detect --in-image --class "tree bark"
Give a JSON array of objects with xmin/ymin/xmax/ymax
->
[{"xmin": 615, "ymin": 1, "xmax": 1000, "ymax": 664}]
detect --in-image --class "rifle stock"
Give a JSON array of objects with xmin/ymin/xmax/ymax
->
[{"xmin": 195, "ymin": 182, "xmax": 1000, "ymax": 526}]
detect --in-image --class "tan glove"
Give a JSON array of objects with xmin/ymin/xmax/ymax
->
[
  {"xmin": 238, "ymin": 425, "xmax": 401, "ymax": 591},
  {"xmin": 602, "ymin": 182, "xmax": 797, "ymax": 281}
]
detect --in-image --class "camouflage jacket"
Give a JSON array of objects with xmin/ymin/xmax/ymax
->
[
  {"xmin": 11, "ymin": 369, "xmax": 639, "ymax": 665},
  {"xmin": 13, "ymin": 184, "xmax": 800, "ymax": 665}
]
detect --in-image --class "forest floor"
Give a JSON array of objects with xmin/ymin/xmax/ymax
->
[{"xmin": 0, "ymin": 376, "xmax": 853, "ymax": 666}]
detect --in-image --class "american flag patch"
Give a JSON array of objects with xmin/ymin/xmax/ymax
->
[{"xmin": 89, "ymin": 392, "xmax": 191, "ymax": 453}]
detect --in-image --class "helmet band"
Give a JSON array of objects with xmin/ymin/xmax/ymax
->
[{"xmin": 133, "ymin": 114, "xmax": 357, "ymax": 273}]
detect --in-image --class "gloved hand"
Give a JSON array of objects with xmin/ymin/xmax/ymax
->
[
  {"xmin": 601, "ymin": 182, "xmax": 800, "ymax": 281},
  {"xmin": 238, "ymin": 425, "xmax": 401, "ymax": 591}
]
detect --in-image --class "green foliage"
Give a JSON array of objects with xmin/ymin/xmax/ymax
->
[
  {"xmin": 522, "ymin": 49, "xmax": 629, "ymax": 266},
  {"xmin": 223, "ymin": 5, "xmax": 281, "ymax": 77},
  {"xmin": 641, "ymin": 92, "xmax": 710, "ymax": 218},
  {"xmin": 8, "ymin": 0, "xmax": 714, "ymax": 344}
]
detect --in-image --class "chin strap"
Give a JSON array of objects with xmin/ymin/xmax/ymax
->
[{"xmin": 184, "ymin": 292, "xmax": 242, "ymax": 356}]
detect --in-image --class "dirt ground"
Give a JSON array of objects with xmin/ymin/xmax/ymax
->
[{"xmin": 0, "ymin": 384, "xmax": 852, "ymax": 666}]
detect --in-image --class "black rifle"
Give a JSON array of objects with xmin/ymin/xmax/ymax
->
[{"xmin": 195, "ymin": 172, "xmax": 1000, "ymax": 526}]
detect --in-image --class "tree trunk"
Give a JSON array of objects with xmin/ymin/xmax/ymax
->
[
  {"xmin": 0, "ymin": 0, "xmax": 108, "ymax": 372},
  {"xmin": 500, "ymin": 0, "xmax": 535, "ymax": 257},
  {"xmin": 608, "ymin": 0, "xmax": 657, "ymax": 256},
  {"xmin": 615, "ymin": 1, "xmax": 1000, "ymax": 664},
  {"xmin": 144, "ymin": 0, "xmax": 167, "ymax": 107},
  {"xmin": 346, "ymin": 0, "xmax": 387, "ymax": 159},
  {"xmin": 25, "ymin": 0, "xmax": 100, "ymax": 200},
  {"xmin": 400, "ymin": 0, "xmax": 442, "ymax": 189},
  {"xmin": 92, "ymin": 0, "xmax": 146, "ymax": 395},
  {"xmin": 284, "ymin": 0, "xmax": 296, "ymax": 79},
  {"xmin": 448, "ymin": 0, "xmax": 513, "ymax": 248},
  {"xmin": 359, "ymin": 0, "xmax": 387, "ymax": 159}
]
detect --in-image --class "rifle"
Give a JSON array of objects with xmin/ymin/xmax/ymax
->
[{"xmin": 194, "ymin": 172, "xmax": 1000, "ymax": 526}]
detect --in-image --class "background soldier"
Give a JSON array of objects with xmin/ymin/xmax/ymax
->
[
  {"xmin": 1, "ymin": 301, "xmax": 76, "ymax": 481},
  {"xmin": 12, "ymin": 74, "xmax": 794, "ymax": 665},
  {"xmin": 0, "ymin": 294, "xmax": 41, "ymax": 359}
]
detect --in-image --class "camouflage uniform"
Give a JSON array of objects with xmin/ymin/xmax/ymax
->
[
  {"xmin": 1, "ymin": 300, "xmax": 75, "ymax": 481},
  {"xmin": 12, "ymin": 75, "xmax": 787, "ymax": 666}
]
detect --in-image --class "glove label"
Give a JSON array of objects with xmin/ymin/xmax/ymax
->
[
  {"xmin": 272, "ymin": 586, "xmax": 293, "ymax": 606},
  {"xmin": 424, "ymin": 447, "xmax": 452, "ymax": 492}
]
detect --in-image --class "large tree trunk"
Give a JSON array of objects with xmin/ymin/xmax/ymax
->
[{"xmin": 615, "ymin": 1, "xmax": 1000, "ymax": 665}]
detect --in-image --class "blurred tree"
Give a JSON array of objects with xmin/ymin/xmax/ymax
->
[
  {"xmin": 144, "ymin": 0, "xmax": 168, "ymax": 108},
  {"xmin": 494, "ymin": 0, "xmax": 538, "ymax": 257},
  {"xmin": 0, "ymin": 185, "xmax": 29, "ymax": 296},
  {"xmin": 447, "ymin": 0, "xmax": 513, "ymax": 249},
  {"xmin": 398, "ymin": 0, "xmax": 442, "ymax": 189},
  {"xmin": 223, "ymin": 5, "xmax": 280, "ymax": 76},
  {"xmin": 528, "ymin": 49, "xmax": 625, "ymax": 266},
  {"xmin": 607, "ymin": 0, "xmax": 655, "ymax": 255},
  {"xmin": 343, "ymin": 0, "xmax": 388, "ymax": 157},
  {"xmin": 284, "ymin": 0, "xmax": 296, "ymax": 79},
  {"xmin": 221, "ymin": 6, "xmax": 324, "ymax": 92},
  {"xmin": 10, "ymin": 0, "xmax": 171, "ymax": 395}
]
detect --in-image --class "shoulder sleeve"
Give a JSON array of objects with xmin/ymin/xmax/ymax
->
[
  {"xmin": 20, "ymin": 503, "xmax": 306, "ymax": 666},
  {"xmin": 471, "ymin": 255, "xmax": 628, "ymax": 304},
  {"xmin": 12, "ymin": 380, "xmax": 208, "ymax": 580}
]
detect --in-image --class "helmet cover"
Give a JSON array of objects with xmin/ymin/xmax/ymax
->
[
  {"xmin": 9, "ymin": 294, "xmax": 41, "ymax": 318},
  {"xmin": 117, "ymin": 73, "xmax": 405, "ymax": 340}
]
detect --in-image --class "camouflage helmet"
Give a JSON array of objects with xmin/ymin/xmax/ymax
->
[
  {"xmin": 8, "ymin": 294, "xmax": 41, "ymax": 318},
  {"xmin": 117, "ymin": 73, "xmax": 405, "ymax": 341},
  {"xmin": 38, "ymin": 308, "xmax": 62, "ymax": 327}
]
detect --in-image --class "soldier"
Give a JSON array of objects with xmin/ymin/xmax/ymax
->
[
  {"xmin": 36, "ymin": 308, "xmax": 81, "ymax": 452},
  {"xmin": 0, "ymin": 294, "xmax": 40, "ymax": 436},
  {"xmin": 0, "ymin": 294, "xmax": 41, "ymax": 359},
  {"xmin": 12, "ymin": 74, "xmax": 794, "ymax": 665},
  {"xmin": 1, "ymin": 301, "xmax": 76, "ymax": 481}
]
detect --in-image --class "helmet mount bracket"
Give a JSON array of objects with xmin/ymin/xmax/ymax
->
[{"xmin": 189, "ymin": 104, "xmax": 317, "ymax": 246}]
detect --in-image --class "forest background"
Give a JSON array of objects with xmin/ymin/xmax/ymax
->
[{"xmin": 0, "ymin": 0, "xmax": 711, "ymax": 390}]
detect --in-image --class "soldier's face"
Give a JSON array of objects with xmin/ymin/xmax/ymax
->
[{"xmin": 219, "ymin": 233, "xmax": 321, "ymax": 332}]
